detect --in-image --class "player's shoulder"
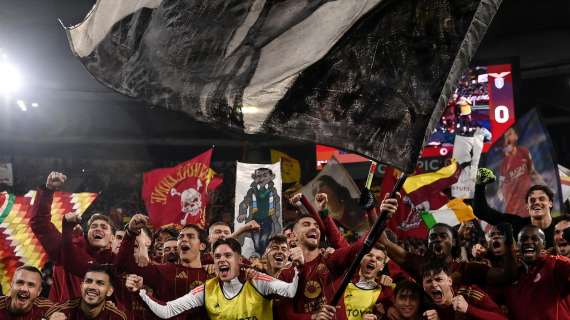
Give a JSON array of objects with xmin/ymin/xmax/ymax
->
[
  {"xmin": 33, "ymin": 297, "xmax": 55, "ymax": 309},
  {"xmin": 45, "ymin": 298, "xmax": 81, "ymax": 316},
  {"xmin": 105, "ymin": 301, "xmax": 127, "ymax": 320}
]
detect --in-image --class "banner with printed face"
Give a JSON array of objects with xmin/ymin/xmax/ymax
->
[
  {"xmin": 301, "ymin": 157, "xmax": 363, "ymax": 231},
  {"xmin": 234, "ymin": 161, "xmax": 282, "ymax": 258},
  {"xmin": 143, "ymin": 149, "xmax": 223, "ymax": 228},
  {"xmin": 484, "ymin": 110, "xmax": 563, "ymax": 217}
]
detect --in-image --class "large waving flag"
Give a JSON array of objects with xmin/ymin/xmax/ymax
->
[
  {"xmin": 142, "ymin": 149, "xmax": 223, "ymax": 228},
  {"xmin": 64, "ymin": 0, "xmax": 501, "ymax": 172},
  {"xmin": 0, "ymin": 191, "xmax": 97, "ymax": 293},
  {"xmin": 402, "ymin": 159, "xmax": 461, "ymax": 206}
]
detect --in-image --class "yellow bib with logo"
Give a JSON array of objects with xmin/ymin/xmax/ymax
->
[
  {"xmin": 343, "ymin": 283, "xmax": 382, "ymax": 320},
  {"xmin": 204, "ymin": 278, "xmax": 273, "ymax": 320}
]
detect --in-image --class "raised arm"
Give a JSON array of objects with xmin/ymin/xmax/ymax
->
[
  {"xmin": 61, "ymin": 213, "xmax": 92, "ymax": 277},
  {"xmin": 30, "ymin": 172, "xmax": 67, "ymax": 263},
  {"xmin": 138, "ymin": 281, "xmax": 204, "ymax": 319},
  {"xmin": 251, "ymin": 268, "xmax": 299, "ymax": 297}
]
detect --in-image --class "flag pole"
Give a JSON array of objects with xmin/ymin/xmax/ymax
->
[
  {"xmin": 365, "ymin": 161, "xmax": 378, "ymax": 189},
  {"xmin": 329, "ymin": 172, "xmax": 407, "ymax": 306}
]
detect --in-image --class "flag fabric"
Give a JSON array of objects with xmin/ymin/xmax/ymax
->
[
  {"xmin": 380, "ymin": 167, "xmax": 430, "ymax": 239},
  {"xmin": 451, "ymin": 129, "xmax": 484, "ymax": 199},
  {"xmin": 142, "ymin": 149, "xmax": 222, "ymax": 229},
  {"xmin": 301, "ymin": 157, "xmax": 363, "ymax": 231},
  {"xmin": 559, "ymin": 164, "xmax": 570, "ymax": 205},
  {"xmin": 0, "ymin": 163, "xmax": 13, "ymax": 186},
  {"xmin": 270, "ymin": 149, "xmax": 301, "ymax": 184},
  {"xmin": 0, "ymin": 191, "xmax": 97, "ymax": 293},
  {"xmin": 234, "ymin": 161, "xmax": 282, "ymax": 258},
  {"xmin": 484, "ymin": 110, "xmax": 563, "ymax": 217},
  {"xmin": 421, "ymin": 198, "xmax": 476, "ymax": 228},
  {"xmin": 402, "ymin": 159, "xmax": 461, "ymax": 206},
  {"xmin": 65, "ymin": 0, "xmax": 502, "ymax": 172}
]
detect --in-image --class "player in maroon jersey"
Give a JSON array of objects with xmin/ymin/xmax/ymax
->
[
  {"xmin": 503, "ymin": 225, "xmax": 570, "ymax": 320},
  {"xmin": 0, "ymin": 266, "xmax": 54, "ymax": 320},
  {"xmin": 45, "ymin": 264, "xmax": 126, "ymax": 320}
]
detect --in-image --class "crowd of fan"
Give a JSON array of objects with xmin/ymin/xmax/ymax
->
[{"xmin": 1, "ymin": 170, "xmax": 569, "ymax": 320}]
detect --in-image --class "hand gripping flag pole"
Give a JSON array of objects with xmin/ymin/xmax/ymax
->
[{"xmin": 330, "ymin": 172, "xmax": 407, "ymax": 306}]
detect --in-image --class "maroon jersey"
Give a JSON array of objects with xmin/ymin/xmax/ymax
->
[
  {"xmin": 504, "ymin": 255, "xmax": 570, "ymax": 320},
  {"xmin": 46, "ymin": 299, "xmax": 127, "ymax": 320},
  {"xmin": 278, "ymin": 239, "xmax": 364, "ymax": 320},
  {"xmin": 116, "ymin": 232, "xmax": 209, "ymax": 319},
  {"xmin": 499, "ymin": 146, "xmax": 533, "ymax": 217},
  {"xmin": 0, "ymin": 296, "xmax": 54, "ymax": 320},
  {"xmin": 404, "ymin": 255, "xmax": 490, "ymax": 288},
  {"xmin": 431, "ymin": 285, "xmax": 507, "ymax": 320},
  {"xmin": 30, "ymin": 188, "xmax": 115, "ymax": 302}
]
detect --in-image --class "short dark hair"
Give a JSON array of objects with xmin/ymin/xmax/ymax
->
[
  {"xmin": 394, "ymin": 279, "xmax": 423, "ymax": 300},
  {"xmin": 208, "ymin": 221, "xmax": 233, "ymax": 234},
  {"xmin": 163, "ymin": 237, "xmax": 179, "ymax": 244},
  {"xmin": 517, "ymin": 224, "xmax": 545, "ymax": 243},
  {"xmin": 267, "ymin": 234, "xmax": 288, "ymax": 247},
  {"xmin": 14, "ymin": 265, "xmax": 43, "ymax": 280},
  {"xmin": 293, "ymin": 214, "xmax": 317, "ymax": 228},
  {"xmin": 420, "ymin": 260, "xmax": 450, "ymax": 280},
  {"xmin": 181, "ymin": 224, "xmax": 208, "ymax": 244},
  {"xmin": 525, "ymin": 185, "xmax": 554, "ymax": 202},
  {"xmin": 283, "ymin": 222, "xmax": 295, "ymax": 232},
  {"xmin": 212, "ymin": 238, "xmax": 241, "ymax": 255},
  {"xmin": 85, "ymin": 264, "xmax": 115, "ymax": 286},
  {"xmin": 88, "ymin": 213, "xmax": 116, "ymax": 233}
]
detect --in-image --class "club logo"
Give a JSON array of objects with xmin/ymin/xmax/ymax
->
[{"xmin": 304, "ymin": 281, "xmax": 322, "ymax": 299}]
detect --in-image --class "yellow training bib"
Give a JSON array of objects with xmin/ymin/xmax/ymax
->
[
  {"xmin": 204, "ymin": 278, "xmax": 273, "ymax": 320},
  {"xmin": 344, "ymin": 283, "xmax": 382, "ymax": 320}
]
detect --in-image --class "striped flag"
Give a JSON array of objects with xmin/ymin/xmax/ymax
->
[
  {"xmin": 0, "ymin": 191, "xmax": 97, "ymax": 293},
  {"xmin": 402, "ymin": 159, "xmax": 461, "ymax": 206},
  {"xmin": 420, "ymin": 198, "xmax": 475, "ymax": 228}
]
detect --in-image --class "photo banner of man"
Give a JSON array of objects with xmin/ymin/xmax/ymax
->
[
  {"xmin": 235, "ymin": 161, "xmax": 282, "ymax": 258},
  {"xmin": 484, "ymin": 109, "xmax": 563, "ymax": 217},
  {"xmin": 64, "ymin": 0, "xmax": 501, "ymax": 172},
  {"xmin": 451, "ymin": 128, "xmax": 484, "ymax": 199},
  {"xmin": 142, "ymin": 149, "xmax": 223, "ymax": 229},
  {"xmin": 558, "ymin": 164, "xmax": 570, "ymax": 207},
  {"xmin": 270, "ymin": 149, "xmax": 301, "ymax": 185},
  {"xmin": 301, "ymin": 157, "xmax": 363, "ymax": 231},
  {"xmin": 0, "ymin": 163, "xmax": 13, "ymax": 186}
]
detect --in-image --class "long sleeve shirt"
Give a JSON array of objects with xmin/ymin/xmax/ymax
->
[
  {"xmin": 139, "ymin": 270, "xmax": 299, "ymax": 318},
  {"xmin": 115, "ymin": 231, "xmax": 209, "ymax": 319},
  {"xmin": 29, "ymin": 187, "xmax": 114, "ymax": 302},
  {"xmin": 278, "ymin": 238, "xmax": 364, "ymax": 320}
]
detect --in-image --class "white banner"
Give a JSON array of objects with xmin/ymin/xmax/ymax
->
[
  {"xmin": 234, "ymin": 161, "xmax": 282, "ymax": 258},
  {"xmin": 0, "ymin": 163, "xmax": 13, "ymax": 186},
  {"xmin": 452, "ymin": 129, "xmax": 484, "ymax": 199}
]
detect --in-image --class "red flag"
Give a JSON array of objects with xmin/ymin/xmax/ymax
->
[{"xmin": 142, "ymin": 149, "xmax": 222, "ymax": 228}]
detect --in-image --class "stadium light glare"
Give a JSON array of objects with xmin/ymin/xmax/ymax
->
[
  {"xmin": 0, "ymin": 61, "xmax": 22, "ymax": 94},
  {"xmin": 31, "ymin": 102, "xmax": 39, "ymax": 108}
]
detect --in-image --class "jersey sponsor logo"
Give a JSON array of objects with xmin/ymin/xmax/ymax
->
[
  {"xmin": 347, "ymin": 308, "xmax": 372, "ymax": 317},
  {"xmin": 176, "ymin": 271, "xmax": 188, "ymax": 279},
  {"xmin": 304, "ymin": 280, "xmax": 322, "ymax": 299}
]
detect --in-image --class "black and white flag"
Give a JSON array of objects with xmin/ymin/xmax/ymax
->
[{"xmin": 66, "ymin": 0, "xmax": 501, "ymax": 171}]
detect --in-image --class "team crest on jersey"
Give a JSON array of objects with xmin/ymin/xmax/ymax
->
[
  {"xmin": 304, "ymin": 280, "xmax": 322, "ymax": 299},
  {"xmin": 190, "ymin": 280, "xmax": 203, "ymax": 289},
  {"xmin": 316, "ymin": 263, "xmax": 329, "ymax": 274}
]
